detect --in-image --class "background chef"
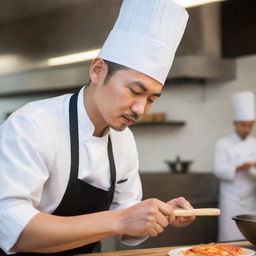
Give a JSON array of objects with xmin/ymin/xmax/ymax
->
[
  {"xmin": 0, "ymin": 0, "xmax": 194, "ymax": 255},
  {"xmin": 214, "ymin": 91, "xmax": 256, "ymax": 241}
]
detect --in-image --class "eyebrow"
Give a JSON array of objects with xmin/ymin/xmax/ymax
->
[{"xmin": 131, "ymin": 81, "xmax": 162, "ymax": 97}]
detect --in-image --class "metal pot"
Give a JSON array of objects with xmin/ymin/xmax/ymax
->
[
  {"xmin": 232, "ymin": 214, "xmax": 256, "ymax": 246},
  {"xmin": 165, "ymin": 160, "xmax": 193, "ymax": 173}
]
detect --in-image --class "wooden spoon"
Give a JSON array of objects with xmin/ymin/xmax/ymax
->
[{"xmin": 173, "ymin": 208, "xmax": 221, "ymax": 216}]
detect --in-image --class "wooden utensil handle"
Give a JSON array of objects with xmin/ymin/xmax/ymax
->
[{"xmin": 173, "ymin": 208, "xmax": 221, "ymax": 216}]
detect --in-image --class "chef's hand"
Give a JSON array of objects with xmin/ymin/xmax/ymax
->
[
  {"xmin": 236, "ymin": 162, "xmax": 256, "ymax": 171},
  {"xmin": 167, "ymin": 197, "xmax": 195, "ymax": 227},
  {"xmin": 118, "ymin": 198, "xmax": 172, "ymax": 237}
]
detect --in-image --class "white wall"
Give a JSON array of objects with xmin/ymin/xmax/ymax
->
[
  {"xmin": 132, "ymin": 54, "xmax": 256, "ymax": 172},
  {"xmin": 0, "ymin": 55, "xmax": 255, "ymax": 173}
]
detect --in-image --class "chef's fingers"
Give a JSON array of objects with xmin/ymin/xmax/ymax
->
[
  {"xmin": 241, "ymin": 162, "xmax": 254, "ymax": 170},
  {"xmin": 177, "ymin": 197, "xmax": 193, "ymax": 210},
  {"xmin": 249, "ymin": 162, "xmax": 256, "ymax": 167},
  {"xmin": 176, "ymin": 216, "xmax": 196, "ymax": 227},
  {"xmin": 179, "ymin": 215, "xmax": 196, "ymax": 223},
  {"xmin": 154, "ymin": 222, "xmax": 164, "ymax": 234},
  {"xmin": 148, "ymin": 223, "xmax": 164, "ymax": 237},
  {"xmin": 155, "ymin": 211, "xmax": 169, "ymax": 228},
  {"xmin": 152, "ymin": 199, "xmax": 177, "ymax": 225},
  {"xmin": 157, "ymin": 199, "xmax": 174, "ymax": 216},
  {"xmin": 168, "ymin": 197, "xmax": 193, "ymax": 210},
  {"xmin": 148, "ymin": 228, "xmax": 158, "ymax": 237}
]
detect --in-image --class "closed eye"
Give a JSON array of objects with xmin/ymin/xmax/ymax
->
[
  {"xmin": 129, "ymin": 88, "xmax": 157, "ymax": 104},
  {"xmin": 130, "ymin": 88, "xmax": 141, "ymax": 95}
]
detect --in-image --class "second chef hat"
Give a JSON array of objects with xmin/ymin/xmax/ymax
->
[
  {"xmin": 98, "ymin": 0, "xmax": 189, "ymax": 85},
  {"xmin": 232, "ymin": 91, "xmax": 255, "ymax": 121}
]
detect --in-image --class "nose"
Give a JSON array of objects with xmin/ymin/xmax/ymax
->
[{"xmin": 131, "ymin": 99, "xmax": 147, "ymax": 117}]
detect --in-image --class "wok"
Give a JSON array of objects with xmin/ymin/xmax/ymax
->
[{"xmin": 232, "ymin": 214, "xmax": 256, "ymax": 246}]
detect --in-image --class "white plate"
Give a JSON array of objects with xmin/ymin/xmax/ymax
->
[{"xmin": 168, "ymin": 246, "xmax": 255, "ymax": 256}]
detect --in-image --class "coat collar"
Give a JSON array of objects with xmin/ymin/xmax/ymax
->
[{"xmin": 77, "ymin": 86, "xmax": 110, "ymax": 143}]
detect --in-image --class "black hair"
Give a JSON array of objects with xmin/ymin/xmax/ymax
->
[{"xmin": 103, "ymin": 60, "xmax": 128, "ymax": 84}]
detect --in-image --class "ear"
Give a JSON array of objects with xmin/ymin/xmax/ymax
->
[{"xmin": 89, "ymin": 58, "xmax": 107, "ymax": 84}]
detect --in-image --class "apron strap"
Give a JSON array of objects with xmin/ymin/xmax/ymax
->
[
  {"xmin": 69, "ymin": 91, "xmax": 79, "ymax": 180},
  {"xmin": 107, "ymin": 136, "xmax": 116, "ymax": 189},
  {"xmin": 69, "ymin": 90, "xmax": 117, "ymax": 189}
]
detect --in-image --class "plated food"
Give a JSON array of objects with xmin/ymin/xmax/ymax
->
[
  {"xmin": 168, "ymin": 243, "xmax": 255, "ymax": 256},
  {"xmin": 180, "ymin": 243, "xmax": 245, "ymax": 255}
]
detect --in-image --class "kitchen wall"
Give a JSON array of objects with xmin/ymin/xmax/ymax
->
[
  {"xmin": 132, "ymin": 54, "xmax": 256, "ymax": 172},
  {"xmin": 0, "ymin": 54, "xmax": 256, "ymax": 173}
]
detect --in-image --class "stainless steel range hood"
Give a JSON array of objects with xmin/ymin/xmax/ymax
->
[
  {"xmin": 168, "ymin": 3, "xmax": 236, "ymax": 81},
  {"xmin": 170, "ymin": 55, "xmax": 235, "ymax": 80},
  {"xmin": 0, "ymin": 0, "xmax": 235, "ymax": 95}
]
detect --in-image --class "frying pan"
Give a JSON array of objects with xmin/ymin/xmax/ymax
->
[{"xmin": 232, "ymin": 214, "xmax": 256, "ymax": 246}]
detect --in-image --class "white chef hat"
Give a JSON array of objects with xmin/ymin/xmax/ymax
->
[
  {"xmin": 98, "ymin": 0, "xmax": 188, "ymax": 85},
  {"xmin": 232, "ymin": 91, "xmax": 255, "ymax": 121}
]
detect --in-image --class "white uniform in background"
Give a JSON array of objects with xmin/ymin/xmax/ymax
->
[
  {"xmin": 214, "ymin": 91, "xmax": 256, "ymax": 241},
  {"xmin": 214, "ymin": 133, "xmax": 256, "ymax": 241}
]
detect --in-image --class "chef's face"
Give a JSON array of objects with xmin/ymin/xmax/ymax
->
[
  {"xmin": 90, "ymin": 58, "xmax": 163, "ymax": 132},
  {"xmin": 234, "ymin": 121, "xmax": 255, "ymax": 140}
]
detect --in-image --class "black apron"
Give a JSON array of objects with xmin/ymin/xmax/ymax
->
[{"xmin": 0, "ymin": 91, "xmax": 116, "ymax": 256}]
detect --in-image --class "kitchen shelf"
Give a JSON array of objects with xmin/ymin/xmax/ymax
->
[{"xmin": 132, "ymin": 120, "xmax": 186, "ymax": 127}]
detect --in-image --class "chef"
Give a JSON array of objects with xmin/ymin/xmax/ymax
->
[
  {"xmin": 0, "ymin": 0, "xmax": 193, "ymax": 255},
  {"xmin": 214, "ymin": 91, "xmax": 256, "ymax": 242}
]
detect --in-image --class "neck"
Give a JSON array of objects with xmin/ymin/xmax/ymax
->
[
  {"xmin": 83, "ymin": 85, "xmax": 108, "ymax": 137},
  {"xmin": 236, "ymin": 132, "xmax": 248, "ymax": 141}
]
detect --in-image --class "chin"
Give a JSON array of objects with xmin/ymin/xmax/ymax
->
[
  {"xmin": 241, "ymin": 134, "xmax": 249, "ymax": 140},
  {"xmin": 109, "ymin": 123, "xmax": 127, "ymax": 132}
]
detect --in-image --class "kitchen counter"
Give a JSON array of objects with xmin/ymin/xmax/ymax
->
[{"xmin": 78, "ymin": 241, "xmax": 255, "ymax": 256}]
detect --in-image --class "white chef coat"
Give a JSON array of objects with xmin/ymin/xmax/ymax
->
[
  {"xmin": 0, "ymin": 87, "xmax": 145, "ymax": 254},
  {"xmin": 214, "ymin": 133, "xmax": 256, "ymax": 241}
]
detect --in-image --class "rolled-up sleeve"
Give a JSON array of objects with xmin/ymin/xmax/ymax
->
[
  {"xmin": 0, "ymin": 111, "xmax": 52, "ymax": 254},
  {"xmin": 0, "ymin": 205, "xmax": 39, "ymax": 254}
]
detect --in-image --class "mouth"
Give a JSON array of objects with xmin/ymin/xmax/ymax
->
[{"xmin": 121, "ymin": 115, "xmax": 136, "ymax": 125}]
